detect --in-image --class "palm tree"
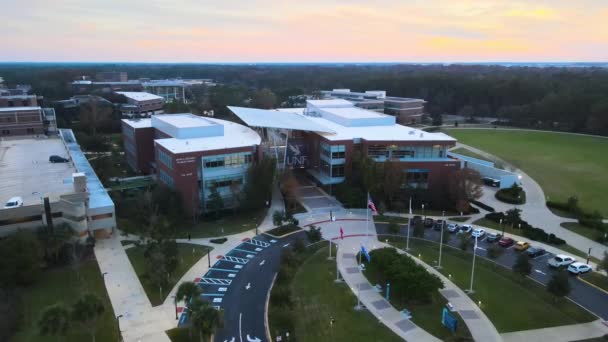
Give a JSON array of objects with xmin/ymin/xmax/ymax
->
[
  {"xmin": 38, "ymin": 223, "xmax": 74, "ymax": 264},
  {"xmin": 39, "ymin": 303, "xmax": 71, "ymax": 342},
  {"xmin": 176, "ymin": 281, "xmax": 202, "ymax": 339},
  {"xmin": 71, "ymin": 293, "xmax": 105, "ymax": 342},
  {"xmin": 189, "ymin": 298, "xmax": 223, "ymax": 342}
]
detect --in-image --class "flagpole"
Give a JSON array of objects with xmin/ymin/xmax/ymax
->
[
  {"xmin": 407, "ymin": 197, "xmax": 412, "ymax": 251},
  {"xmin": 468, "ymin": 236, "xmax": 478, "ymax": 293}
]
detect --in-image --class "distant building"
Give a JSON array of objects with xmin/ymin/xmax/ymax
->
[
  {"xmin": 71, "ymin": 80, "xmax": 143, "ymax": 93},
  {"xmin": 0, "ymin": 130, "xmax": 115, "ymax": 238},
  {"xmin": 95, "ymin": 71, "xmax": 128, "ymax": 82},
  {"xmin": 116, "ymin": 91, "xmax": 165, "ymax": 118},
  {"xmin": 121, "ymin": 114, "xmax": 260, "ymax": 215},
  {"xmin": 142, "ymin": 79, "xmax": 215, "ymax": 103},
  {"xmin": 0, "ymin": 107, "xmax": 57, "ymax": 137},
  {"xmin": 0, "ymin": 94, "xmax": 43, "ymax": 107},
  {"xmin": 320, "ymin": 89, "xmax": 426, "ymax": 124}
]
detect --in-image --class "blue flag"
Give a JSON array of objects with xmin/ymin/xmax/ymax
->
[{"xmin": 361, "ymin": 245, "xmax": 371, "ymax": 263}]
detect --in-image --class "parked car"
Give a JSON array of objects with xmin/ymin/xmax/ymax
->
[
  {"xmin": 49, "ymin": 155, "xmax": 69, "ymax": 163},
  {"xmin": 548, "ymin": 254, "xmax": 576, "ymax": 268},
  {"xmin": 424, "ymin": 218, "xmax": 434, "ymax": 228},
  {"xmin": 526, "ymin": 247, "xmax": 546, "ymax": 258},
  {"xmin": 514, "ymin": 241, "xmax": 530, "ymax": 251},
  {"xmin": 458, "ymin": 225, "xmax": 473, "ymax": 234},
  {"xmin": 3, "ymin": 196, "xmax": 24, "ymax": 209},
  {"xmin": 568, "ymin": 262, "xmax": 592, "ymax": 275},
  {"xmin": 471, "ymin": 228, "xmax": 486, "ymax": 238},
  {"xmin": 447, "ymin": 223, "xmax": 460, "ymax": 233},
  {"xmin": 433, "ymin": 220, "xmax": 445, "ymax": 231},
  {"xmin": 498, "ymin": 237, "xmax": 515, "ymax": 247},
  {"xmin": 482, "ymin": 177, "xmax": 500, "ymax": 187},
  {"xmin": 486, "ymin": 232, "xmax": 502, "ymax": 243}
]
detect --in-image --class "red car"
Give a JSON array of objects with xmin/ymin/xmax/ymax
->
[{"xmin": 498, "ymin": 237, "xmax": 515, "ymax": 247}]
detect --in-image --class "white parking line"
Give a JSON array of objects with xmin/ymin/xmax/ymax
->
[
  {"xmin": 228, "ymin": 273, "xmax": 236, "ymax": 278},
  {"xmin": 234, "ymin": 265, "xmax": 243, "ymax": 269},
  {"xmin": 255, "ymin": 248, "xmax": 262, "ymax": 252},
  {"xmin": 213, "ymin": 298, "xmax": 223, "ymax": 303},
  {"xmin": 219, "ymin": 287, "xmax": 228, "ymax": 292}
]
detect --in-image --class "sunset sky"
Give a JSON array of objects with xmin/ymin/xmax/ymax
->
[{"xmin": 1, "ymin": 0, "xmax": 607, "ymax": 62}]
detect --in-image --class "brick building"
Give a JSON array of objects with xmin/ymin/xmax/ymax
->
[
  {"xmin": 116, "ymin": 91, "xmax": 165, "ymax": 118},
  {"xmin": 121, "ymin": 114, "xmax": 261, "ymax": 215}
]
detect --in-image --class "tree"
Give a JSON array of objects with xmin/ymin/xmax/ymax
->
[
  {"xmin": 79, "ymin": 98, "xmax": 112, "ymax": 136},
  {"xmin": 207, "ymin": 186, "xmax": 224, "ymax": 215},
  {"xmin": 162, "ymin": 240, "xmax": 180, "ymax": 276},
  {"xmin": 599, "ymin": 252, "xmax": 608, "ymax": 273},
  {"xmin": 0, "ymin": 288, "xmax": 21, "ymax": 342},
  {"xmin": 382, "ymin": 162, "xmax": 406, "ymax": 209},
  {"xmin": 567, "ymin": 196, "xmax": 580, "ymax": 215},
  {"xmin": 273, "ymin": 210, "xmax": 285, "ymax": 226},
  {"xmin": 458, "ymin": 234, "xmax": 470, "ymax": 251},
  {"xmin": 505, "ymin": 208, "xmax": 522, "ymax": 228},
  {"xmin": 448, "ymin": 168, "xmax": 483, "ymax": 213},
  {"xmin": 0, "ymin": 230, "xmax": 43, "ymax": 287},
  {"xmin": 280, "ymin": 169, "xmax": 300, "ymax": 212},
  {"xmin": 71, "ymin": 294, "xmax": 105, "ymax": 342},
  {"xmin": 243, "ymin": 157, "xmax": 276, "ymax": 210},
  {"xmin": 293, "ymin": 238, "xmax": 306, "ymax": 253},
  {"xmin": 306, "ymin": 225, "xmax": 323, "ymax": 243},
  {"xmin": 176, "ymin": 281, "xmax": 202, "ymax": 304},
  {"xmin": 39, "ymin": 303, "xmax": 71, "ymax": 342},
  {"xmin": 387, "ymin": 222, "xmax": 400, "ymax": 235},
  {"xmin": 512, "ymin": 253, "xmax": 532, "ymax": 277},
  {"xmin": 487, "ymin": 245, "xmax": 503, "ymax": 260},
  {"xmin": 229, "ymin": 181, "xmax": 242, "ymax": 214},
  {"xmin": 38, "ymin": 223, "xmax": 74, "ymax": 265},
  {"xmin": 188, "ymin": 298, "xmax": 224, "ymax": 342},
  {"xmin": 251, "ymin": 88, "xmax": 277, "ymax": 109},
  {"xmin": 146, "ymin": 247, "xmax": 168, "ymax": 300},
  {"xmin": 547, "ymin": 270, "xmax": 571, "ymax": 300}
]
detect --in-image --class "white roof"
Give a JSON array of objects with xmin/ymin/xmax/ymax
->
[
  {"xmin": 154, "ymin": 114, "xmax": 215, "ymax": 128},
  {"xmin": 152, "ymin": 114, "xmax": 223, "ymax": 139},
  {"xmin": 116, "ymin": 92, "xmax": 163, "ymax": 101},
  {"xmin": 323, "ymin": 107, "xmax": 388, "ymax": 119},
  {"xmin": 121, "ymin": 118, "xmax": 152, "ymax": 129},
  {"xmin": 154, "ymin": 118, "xmax": 261, "ymax": 154},
  {"xmin": 0, "ymin": 106, "xmax": 41, "ymax": 112},
  {"xmin": 306, "ymin": 99, "xmax": 353, "ymax": 108},
  {"xmin": 228, "ymin": 106, "xmax": 335, "ymax": 133}
]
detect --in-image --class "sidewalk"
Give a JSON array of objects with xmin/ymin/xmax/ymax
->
[
  {"xmin": 336, "ymin": 237, "xmax": 442, "ymax": 342},
  {"xmin": 386, "ymin": 243, "xmax": 502, "ymax": 342},
  {"xmin": 501, "ymin": 319, "xmax": 608, "ymax": 342}
]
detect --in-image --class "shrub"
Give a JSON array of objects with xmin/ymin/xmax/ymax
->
[
  {"xmin": 487, "ymin": 245, "xmax": 503, "ymax": 260},
  {"xmin": 306, "ymin": 225, "xmax": 323, "ymax": 243},
  {"xmin": 273, "ymin": 210, "xmax": 285, "ymax": 226},
  {"xmin": 470, "ymin": 200, "xmax": 495, "ymax": 212},
  {"xmin": 495, "ymin": 185, "xmax": 526, "ymax": 204},
  {"xmin": 458, "ymin": 234, "xmax": 470, "ymax": 251},
  {"xmin": 210, "ymin": 238, "xmax": 227, "ymax": 244}
]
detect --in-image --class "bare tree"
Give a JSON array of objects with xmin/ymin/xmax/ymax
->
[
  {"xmin": 79, "ymin": 99, "xmax": 112, "ymax": 136},
  {"xmin": 448, "ymin": 168, "xmax": 483, "ymax": 213}
]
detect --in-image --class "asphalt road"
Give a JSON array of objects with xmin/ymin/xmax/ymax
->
[
  {"xmin": 197, "ymin": 231, "xmax": 307, "ymax": 342},
  {"xmin": 375, "ymin": 222, "xmax": 608, "ymax": 320}
]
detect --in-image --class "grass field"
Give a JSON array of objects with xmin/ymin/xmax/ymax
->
[
  {"xmin": 561, "ymin": 222, "xmax": 607, "ymax": 245},
  {"xmin": 127, "ymin": 243, "xmax": 210, "ymax": 306},
  {"xmin": 446, "ymin": 129, "xmax": 608, "ymax": 216},
  {"xmin": 390, "ymin": 239, "xmax": 596, "ymax": 332},
  {"xmin": 275, "ymin": 246, "xmax": 401, "ymax": 342},
  {"xmin": 183, "ymin": 208, "xmax": 268, "ymax": 238},
  {"xmin": 11, "ymin": 260, "xmax": 118, "ymax": 342},
  {"xmin": 580, "ymin": 272, "xmax": 608, "ymax": 292},
  {"xmin": 450, "ymin": 147, "xmax": 494, "ymax": 162}
]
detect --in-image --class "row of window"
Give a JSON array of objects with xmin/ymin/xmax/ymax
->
[
  {"xmin": 204, "ymin": 175, "xmax": 244, "ymax": 189},
  {"xmin": 124, "ymin": 141, "xmax": 136, "ymax": 155},
  {"xmin": 203, "ymin": 152, "xmax": 252, "ymax": 169},
  {"xmin": 367, "ymin": 145, "xmax": 446, "ymax": 159},
  {"xmin": 158, "ymin": 149, "xmax": 173, "ymax": 169},
  {"xmin": 1, "ymin": 128, "xmax": 36, "ymax": 135},
  {"xmin": 159, "ymin": 169, "xmax": 175, "ymax": 188},
  {"xmin": 320, "ymin": 143, "xmax": 346, "ymax": 160}
]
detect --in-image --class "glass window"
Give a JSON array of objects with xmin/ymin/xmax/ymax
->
[
  {"xmin": 158, "ymin": 149, "xmax": 173, "ymax": 169},
  {"xmin": 331, "ymin": 164, "xmax": 345, "ymax": 178}
]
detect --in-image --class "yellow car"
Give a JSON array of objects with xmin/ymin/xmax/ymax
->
[{"xmin": 514, "ymin": 241, "xmax": 530, "ymax": 251}]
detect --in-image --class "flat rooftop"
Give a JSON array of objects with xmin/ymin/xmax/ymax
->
[
  {"xmin": 0, "ymin": 137, "xmax": 75, "ymax": 206},
  {"xmin": 154, "ymin": 118, "xmax": 261, "ymax": 154},
  {"xmin": 116, "ymin": 91, "xmax": 163, "ymax": 102},
  {"xmin": 122, "ymin": 118, "xmax": 152, "ymax": 129},
  {"xmin": 154, "ymin": 113, "xmax": 217, "ymax": 128},
  {"xmin": 323, "ymin": 106, "xmax": 388, "ymax": 119},
  {"xmin": 0, "ymin": 106, "xmax": 40, "ymax": 112}
]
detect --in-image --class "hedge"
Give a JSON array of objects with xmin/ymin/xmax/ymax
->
[
  {"xmin": 484, "ymin": 212, "xmax": 566, "ymax": 245},
  {"xmin": 470, "ymin": 200, "xmax": 495, "ymax": 212},
  {"xmin": 495, "ymin": 188, "xmax": 526, "ymax": 204}
]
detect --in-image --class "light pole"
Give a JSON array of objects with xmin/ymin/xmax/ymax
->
[
  {"xmin": 468, "ymin": 236, "xmax": 478, "ymax": 293},
  {"xmin": 422, "ymin": 204, "xmax": 425, "ymax": 220},
  {"xmin": 406, "ymin": 217, "xmax": 411, "ymax": 251},
  {"xmin": 172, "ymin": 295, "xmax": 178, "ymax": 320},
  {"xmin": 386, "ymin": 283, "xmax": 391, "ymax": 301},
  {"xmin": 116, "ymin": 314, "xmax": 123, "ymax": 342},
  {"xmin": 500, "ymin": 218, "xmax": 504, "ymax": 236},
  {"xmin": 437, "ymin": 211, "xmax": 445, "ymax": 269},
  {"xmin": 207, "ymin": 246, "xmax": 211, "ymax": 268}
]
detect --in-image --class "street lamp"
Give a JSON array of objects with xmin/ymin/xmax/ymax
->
[
  {"xmin": 116, "ymin": 314, "xmax": 124, "ymax": 342},
  {"xmin": 437, "ymin": 210, "xmax": 445, "ymax": 269},
  {"xmin": 500, "ymin": 218, "xmax": 504, "ymax": 236},
  {"xmin": 422, "ymin": 204, "xmax": 425, "ymax": 219},
  {"xmin": 172, "ymin": 295, "xmax": 178, "ymax": 320},
  {"xmin": 468, "ymin": 236, "xmax": 478, "ymax": 293}
]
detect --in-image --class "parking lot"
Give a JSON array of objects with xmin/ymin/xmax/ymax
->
[{"xmin": 375, "ymin": 220, "xmax": 608, "ymax": 320}]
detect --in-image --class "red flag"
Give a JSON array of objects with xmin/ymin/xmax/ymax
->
[
  {"xmin": 367, "ymin": 197, "xmax": 378, "ymax": 215},
  {"xmin": 340, "ymin": 226, "xmax": 344, "ymax": 239}
]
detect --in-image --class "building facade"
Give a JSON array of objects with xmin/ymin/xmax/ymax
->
[
  {"xmin": 320, "ymin": 89, "xmax": 426, "ymax": 124},
  {"xmin": 0, "ymin": 106, "xmax": 57, "ymax": 137},
  {"xmin": 116, "ymin": 91, "xmax": 165, "ymax": 118},
  {"xmin": 121, "ymin": 114, "xmax": 261, "ymax": 215}
]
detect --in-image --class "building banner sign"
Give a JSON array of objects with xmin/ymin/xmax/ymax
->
[
  {"xmin": 441, "ymin": 307, "xmax": 458, "ymax": 333},
  {"xmin": 287, "ymin": 138, "xmax": 308, "ymax": 168}
]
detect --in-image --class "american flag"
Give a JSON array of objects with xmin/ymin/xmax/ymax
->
[{"xmin": 367, "ymin": 194, "xmax": 378, "ymax": 215}]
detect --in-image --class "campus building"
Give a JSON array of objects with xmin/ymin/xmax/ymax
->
[
  {"xmin": 0, "ymin": 129, "xmax": 116, "ymax": 238},
  {"xmin": 142, "ymin": 79, "xmax": 215, "ymax": 103},
  {"xmin": 121, "ymin": 114, "xmax": 261, "ymax": 215},
  {"xmin": 116, "ymin": 91, "xmax": 165, "ymax": 118},
  {"xmin": 229, "ymin": 99, "xmax": 459, "ymax": 194},
  {"xmin": 320, "ymin": 89, "xmax": 426, "ymax": 124}
]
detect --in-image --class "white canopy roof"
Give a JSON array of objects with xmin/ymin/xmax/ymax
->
[{"xmin": 228, "ymin": 106, "xmax": 335, "ymax": 133}]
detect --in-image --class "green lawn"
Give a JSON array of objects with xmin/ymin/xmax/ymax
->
[
  {"xmin": 363, "ymin": 252, "xmax": 472, "ymax": 340},
  {"xmin": 272, "ymin": 246, "xmax": 401, "ymax": 342},
  {"xmin": 374, "ymin": 214, "xmax": 410, "ymax": 224},
  {"xmin": 11, "ymin": 260, "xmax": 118, "ymax": 342},
  {"xmin": 449, "ymin": 216, "xmax": 471, "ymax": 222},
  {"xmin": 390, "ymin": 239, "xmax": 596, "ymax": 332},
  {"xmin": 126, "ymin": 243, "xmax": 210, "ymax": 306},
  {"xmin": 182, "ymin": 208, "xmax": 268, "ymax": 238},
  {"xmin": 446, "ymin": 129, "xmax": 608, "ymax": 216},
  {"xmin": 450, "ymin": 147, "xmax": 493, "ymax": 162},
  {"xmin": 561, "ymin": 222, "xmax": 607, "ymax": 245},
  {"xmin": 580, "ymin": 272, "xmax": 608, "ymax": 292}
]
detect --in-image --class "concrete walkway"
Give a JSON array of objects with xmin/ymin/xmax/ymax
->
[
  {"xmin": 452, "ymin": 143, "xmax": 607, "ymax": 260},
  {"xmin": 501, "ymin": 319, "xmax": 608, "ymax": 342}
]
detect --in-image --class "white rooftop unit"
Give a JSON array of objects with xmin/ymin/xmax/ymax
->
[{"xmin": 152, "ymin": 114, "xmax": 224, "ymax": 139}]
